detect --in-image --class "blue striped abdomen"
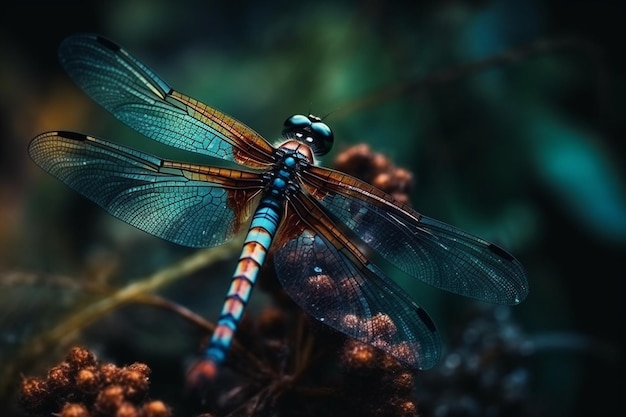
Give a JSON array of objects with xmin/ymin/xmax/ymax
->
[{"xmin": 203, "ymin": 196, "xmax": 283, "ymax": 366}]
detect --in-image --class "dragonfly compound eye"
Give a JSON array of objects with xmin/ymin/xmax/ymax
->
[{"xmin": 282, "ymin": 114, "xmax": 334, "ymax": 157}]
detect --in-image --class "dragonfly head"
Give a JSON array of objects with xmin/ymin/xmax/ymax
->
[{"xmin": 282, "ymin": 114, "xmax": 334, "ymax": 157}]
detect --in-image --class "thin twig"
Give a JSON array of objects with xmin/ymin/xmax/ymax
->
[
  {"xmin": 333, "ymin": 37, "xmax": 603, "ymax": 120},
  {"xmin": 135, "ymin": 293, "xmax": 277, "ymax": 378}
]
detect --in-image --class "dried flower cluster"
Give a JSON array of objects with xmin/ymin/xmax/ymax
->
[
  {"xmin": 189, "ymin": 314, "xmax": 421, "ymax": 416},
  {"xmin": 333, "ymin": 144, "xmax": 413, "ymax": 204},
  {"xmin": 19, "ymin": 347, "xmax": 171, "ymax": 417},
  {"xmin": 339, "ymin": 339, "xmax": 420, "ymax": 417}
]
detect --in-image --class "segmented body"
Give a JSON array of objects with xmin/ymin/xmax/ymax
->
[{"xmin": 205, "ymin": 141, "xmax": 309, "ymax": 366}]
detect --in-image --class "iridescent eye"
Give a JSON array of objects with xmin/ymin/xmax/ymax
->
[
  {"xmin": 282, "ymin": 114, "xmax": 334, "ymax": 156},
  {"xmin": 311, "ymin": 121, "xmax": 332, "ymax": 140},
  {"xmin": 284, "ymin": 114, "xmax": 311, "ymax": 129}
]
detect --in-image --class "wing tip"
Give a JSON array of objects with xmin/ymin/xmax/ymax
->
[
  {"xmin": 57, "ymin": 131, "xmax": 89, "ymax": 141},
  {"xmin": 28, "ymin": 131, "xmax": 87, "ymax": 160},
  {"xmin": 60, "ymin": 33, "xmax": 120, "ymax": 52},
  {"xmin": 93, "ymin": 35, "xmax": 121, "ymax": 52}
]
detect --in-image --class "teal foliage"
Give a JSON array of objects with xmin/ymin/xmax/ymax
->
[{"xmin": 528, "ymin": 109, "xmax": 626, "ymax": 242}]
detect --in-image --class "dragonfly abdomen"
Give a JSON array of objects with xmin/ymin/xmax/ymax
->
[
  {"xmin": 204, "ymin": 195, "xmax": 284, "ymax": 365},
  {"xmin": 200, "ymin": 149, "xmax": 305, "ymax": 375}
]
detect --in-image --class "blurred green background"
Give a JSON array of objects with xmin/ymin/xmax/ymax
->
[{"xmin": 1, "ymin": 1, "xmax": 624, "ymax": 416}]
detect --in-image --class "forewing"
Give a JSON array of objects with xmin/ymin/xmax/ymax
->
[{"xmin": 58, "ymin": 34, "xmax": 276, "ymax": 167}]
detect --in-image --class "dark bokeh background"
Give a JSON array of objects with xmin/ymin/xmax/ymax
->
[{"xmin": 1, "ymin": 1, "xmax": 624, "ymax": 416}]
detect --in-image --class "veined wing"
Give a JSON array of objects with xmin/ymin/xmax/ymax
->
[
  {"xmin": 301, "ymin": 166, "xmax": 529, "ymax": 305},
  {"xmin": 272, "ymin": 193, "xmax": 441, "ymax": 370},
  {"xmin": 58, "ymin": 34, "xmax": 276, "ymax": 168},
  {"xmin": 28, "ymin": 131, "xmax": 265, "ymax": 247}
]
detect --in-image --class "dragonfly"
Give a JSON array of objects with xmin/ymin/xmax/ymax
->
[{"xmin": 29, "ymin": 34, "xmax": 528, "ymax": 377}]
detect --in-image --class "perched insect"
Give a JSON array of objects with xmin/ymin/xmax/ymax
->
[{"xmin": 29, "ymin": 34, "xmax": 528, "ymax": 377}]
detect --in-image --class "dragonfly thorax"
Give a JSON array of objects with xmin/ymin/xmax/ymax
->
[
  {"xmin": 277, "ymin": 139, "xmax": 315, "ymax": 165},
  {"xmin": 264, "ymin": 143, "xmax": 309, "ymax": 197}
]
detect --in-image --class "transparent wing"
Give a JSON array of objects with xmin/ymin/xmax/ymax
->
[
  {"xmin": 302, "ymin": 166, "xmax": 529, "ymax": 305},
  {"xmin": 29, "ymin": 131, "xmax": 265, "ymax": 247},
  {"xmin": 272, "ymin": 194, "xmax": 441, "ymax": 370},
  {"xmin": 274, "ymin": 230, "xmax": 441, "ymax": 370},
  {"xmin": 58, "ymin": 33, "xmax": 276, "ymax": 167}
]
